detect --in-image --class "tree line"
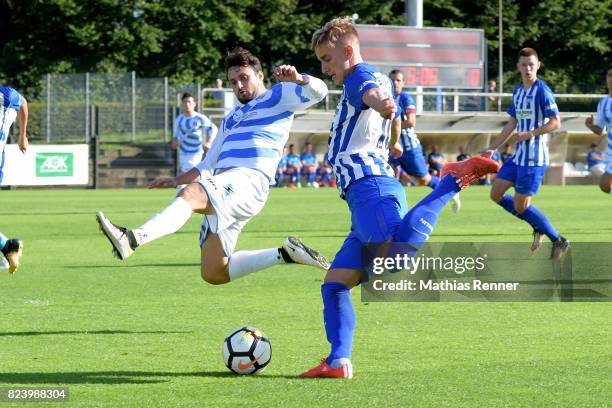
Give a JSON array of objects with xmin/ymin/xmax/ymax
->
[{"xmin": 1, "ymin": 0, "xmax": 610, "ymax": 97}]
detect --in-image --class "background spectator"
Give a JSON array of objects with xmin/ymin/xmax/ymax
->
[
  {"xmin": 300, "ymin": 142, "xmax": 318, "ymax": 187},
  {"xmin": 427, "ymin": 145, "xmax": 445, "ymax": 176},
  {"xmin": 587, "ymin": 143, "xmax": 605, "ymax": 176}
]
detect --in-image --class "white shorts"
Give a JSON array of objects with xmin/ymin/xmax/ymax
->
[
  {"xmin": 179, "ymin": 152, "xmax": 204, "ymax": 173},
  {"xmin": 590, "ymin": 163, "xmax": 605, "ymax": 177},
  {"xmin": 198, "ymin": 168, "xmax": 269, "ymax": 256}
]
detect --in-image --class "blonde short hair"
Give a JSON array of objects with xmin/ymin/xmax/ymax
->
[{"xmin": 311, "ymin": 16, "xmax": 359, "ymax": 50}]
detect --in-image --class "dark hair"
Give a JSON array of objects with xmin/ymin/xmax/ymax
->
[
  {"xmin": 607, "ymin": 64, "xmax": 612, "ymax": 73},
  {"xmin": 591, "ymin": 143, "xmax": 598, "ymax": 148},
  {"xmin": 182, "ymin": 92, "xmax": 194, "ymax": 101},
  {"xmin": 518, "ymin": 47, "xmax": 538, "ymax": 59},
  {"xmin": 225, "ymin": 47, "xmax": 262, "ymax": 73},
  {"xmin": 389, "ymin": 69, "xmax": 403, "ymax": 77}
]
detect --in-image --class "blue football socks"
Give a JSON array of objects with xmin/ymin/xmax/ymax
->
[
  {"xmin": 497, "ymin": 194, "xmax": 560, "ymax": 241},
  {"xmin": 427, "ymin": 175, "xmax": 440, "ymax": 189},
  {"xmin": 322, "ymin": 282, "xmax": 355, "ymax": 364}
]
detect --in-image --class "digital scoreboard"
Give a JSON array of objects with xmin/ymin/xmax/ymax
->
[{"xmin": 356, "ymin": 25, "xmax": 486, "ymax": 89}]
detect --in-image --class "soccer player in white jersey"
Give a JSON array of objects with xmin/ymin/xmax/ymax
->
[
  {"xmin": 300, "ymin": 17, "xmax": 500, "ymax": 379},
  {"xmin": 481, "ymin": 48, "xmax": 569, "ymax": 260},
  {"xmin": 388, "ymin": 69, "xmax": 461, "ymax": 212},
  {"xmin": 585, "ymin": 64, "xmax": 612, "ymax": 194},
  {"xmin": 171, "ymin": 92, "xmax": 218, "ymax": 174},
  {"xmin": 0, "ymin": 86, "xmax": 28, "ymax": 273},
  {"xmin": 96, "ymin": 48, "xmax": 330, "ymax": 283}
]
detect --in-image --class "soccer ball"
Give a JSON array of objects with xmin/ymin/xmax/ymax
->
[{"xmin": 223, "ymin": 326, "xmax": 271, "ymax": 375}]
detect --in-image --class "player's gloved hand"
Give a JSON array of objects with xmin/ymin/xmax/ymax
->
[
  {"xmin": 148, "ymin": 176, "xmax": 177, "ymax": 189},
  {"xmin": 479, "ymin": 149, "xmax": 495, "ymax": 158},
  {"xmin": 273, "ymin": 65, "xmax": 306, "ymax": 84},
  {"xmin": 390, "ymin": 142, "xmax": 403, "ymax": 159}
]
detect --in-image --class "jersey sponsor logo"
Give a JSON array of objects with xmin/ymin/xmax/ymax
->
[
  {"xmin": 515, "ymin": 109, "xmax": 533, "ymax": 120},
  {"xmin": 35, "ymin": 153, "xmax": 73, "ymax": 177}
]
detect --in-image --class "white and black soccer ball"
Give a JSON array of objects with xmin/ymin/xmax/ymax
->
[{"xmin": 223, "ymin": 326, "xmax": 271, "ymax": 375}]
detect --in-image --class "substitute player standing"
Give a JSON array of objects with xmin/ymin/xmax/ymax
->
[
  {"xmin": 0, "ymin": 85, "xmax": 28, "ymax": 273},
  {"xmin": 388, "ymin": 69, "xmax": 461, "ymax": 212},
  {"xmin": 172, "ymin": 92, "xmax": 218, "ymax": 190},
  {"xmin": 481, "ymin": 48, "xmax": 569, "ymax": 260},
  {"xmin": 585, "ymin": 64, "xmax": 612, "ymax": 194},
  {"xmin": 300, "ymin": 17, "xmax": 499, "ymax": 379},
  {"xmin": 97, "ymin": 48, "xmax": 330, "ymax": 284}
]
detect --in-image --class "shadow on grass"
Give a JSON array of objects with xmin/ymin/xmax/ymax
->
[
  {"xmin": 63, "ymin": 263, "xmax": 200, "ymax": 269},
  {"xmin": 0, "ymin": 330, "xmax": 192, "ymax": 337},
  {"xmin": 0, "ymin": 371, "xmax": 301, "ymax": 384}
]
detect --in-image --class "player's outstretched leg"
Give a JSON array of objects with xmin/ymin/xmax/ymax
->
[{"xmin": 1, "ymin": 233, "xmax": 23, "ymax": 274}]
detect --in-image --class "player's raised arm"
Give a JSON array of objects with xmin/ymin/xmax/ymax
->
[
  {"xmin": 272, "ymin": 64, "xmax": 328, "ymax": 109},
  {"xmin": 17, "ymin": 100, "xmax": 28, "ymax": 153},
  {"xmin": 362, "ymin": 87, "xmax": 396, "ymax": 120}
]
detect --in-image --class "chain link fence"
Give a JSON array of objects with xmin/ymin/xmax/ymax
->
[{"xmin": 19, "ymin": 71, "xmax": 604, "ymax": 146}]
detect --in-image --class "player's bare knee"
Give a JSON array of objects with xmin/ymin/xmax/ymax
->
[
  {"xmin": 201, "ymin": 263, "xmax": 229, "ymax": 285},
  {"xmin": 600, "ymin": 182, "xmax": 611, "ymax": 194},
  {"xmin": 324, "ymin": 268, "xmax": 360, "ymax": 288},
  {"xmin": 490, "ymin": 189, "xmax": 503, "ymax": 203}
]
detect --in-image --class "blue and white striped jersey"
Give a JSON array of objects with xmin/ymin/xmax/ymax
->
[
  {"xmin": 396, "ymin": 91, "xmax": 420, "ymax": 150},
  {"xmin": 328, "ymin": 63, "xmax": 395, "ymax": 195},
  {"xmin": 594, "ymin": 95, "xmax": 612, "ymax": 160},
  {"xmin": 0, "ymin": 86, "xmax": 26, "ymax": 149},
  {"xmin": 507, "ymin": 79, "xmax": 559, "ymax": 167},
  {"xmin": 196, "ymin": 77, "xmax": 328, "ymax": 184},
  {"xmin": 173, "ymin": 112, "xmax": 218, "ymax": 155}
]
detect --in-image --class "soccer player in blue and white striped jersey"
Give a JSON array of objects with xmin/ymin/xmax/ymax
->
[
  {"xmin": 172, "ymin": 92, "xmax": 218, "ymax": 174},
  {"xmin": 0, "ymin": 86, "xmax": 28, "ymax": 273},
  {"xmin": 585, "ymin": 64, "xmax": 612, "ymax": 194},
  {"xmin": 388, "ymin": 70, "xmax": 461, "ymax": 211},
  {"xmin": 301, "ymin": 17, "xmax": 500, "ymax": 379},
  {"xmin": 97, "ymin": 48, "xmax": 330, "ymax": 283},
  {"xmin": 482, "ymin": 48, "xmax": 568, "ymax": 259}
]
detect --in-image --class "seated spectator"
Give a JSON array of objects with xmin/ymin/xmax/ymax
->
[
  {"xmin": 587, "ymin": 143, "xmax": 605, "ymax": 176},
  {"xmin": 427, "ymin": 145, "xmax": 445, "ymax": 176},
  {"xmin": 275, "ymin": 147, "xmax": 288, "ymax": 187},
  {"xmin": 480, "ymin": 150, "xmax": 502, "ymax": 185},
  {"xmin": 285, "ymin": 144, "xmax": 302, "ymax": 188},
  {"xmin": 456, "ymin": 145, "xmax": 470, "ymax": 162},
  {"xmin": 300, "ymin": 142, "xmax": 318, "ymax": 187},
  {"xmin": 501, "ymin": 143, "xmax": 513, "ymax": 163},
  {"xmin": 316, "ymin": 159, "xmax": 336, "ymax": 187}
]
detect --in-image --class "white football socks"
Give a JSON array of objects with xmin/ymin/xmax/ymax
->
[
  {"xmin": 228, "ymin": 248, "xmax": 281, "ymax": 281},
  {"xmin": 132, "ymin": 197, "xmax": 193, "ymax": 246}
]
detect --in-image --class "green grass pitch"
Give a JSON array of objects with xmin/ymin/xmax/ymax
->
[{"xmin": 1, "ymin": 185, "xmax": 610, "ymax": 407}]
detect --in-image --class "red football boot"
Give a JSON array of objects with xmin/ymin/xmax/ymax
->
[
  {"xmin": 441, "ymin": 156, "xmax": 501, "ymax": 190},
  {"xmin": 300, "ymin": 358, "xmax": 353, "ymax": 379}
]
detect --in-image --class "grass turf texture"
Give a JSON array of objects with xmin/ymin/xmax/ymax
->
[{"xmin": 0, "ymin": 185, "xmax": 610, "ymax": 407}]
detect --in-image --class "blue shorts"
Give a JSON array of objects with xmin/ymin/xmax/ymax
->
[
  {"xmin": 396, "ymin": 146, "xmax": 428, "ymax": 178},
  {"xmin": 496, "ymin": 160, "xmax": 547, "ymax": 195},
  {"xmin": 330, "ymin": 176, "xmax": 408, "ymax": 271}
]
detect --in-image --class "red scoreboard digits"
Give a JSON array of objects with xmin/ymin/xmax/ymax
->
[{"xmin": 404, "ymin": 67, "xmax": 440, "ymax": 87}]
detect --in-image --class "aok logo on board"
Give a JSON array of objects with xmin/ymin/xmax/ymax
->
[{"xmin": 36, "ymin": 153, "xmax": 74, "ymax": 177}]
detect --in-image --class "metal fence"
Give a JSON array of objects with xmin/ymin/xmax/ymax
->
[{"xmin": 22, "ymin": 71, "xmax": 605, "ymax": 145}]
